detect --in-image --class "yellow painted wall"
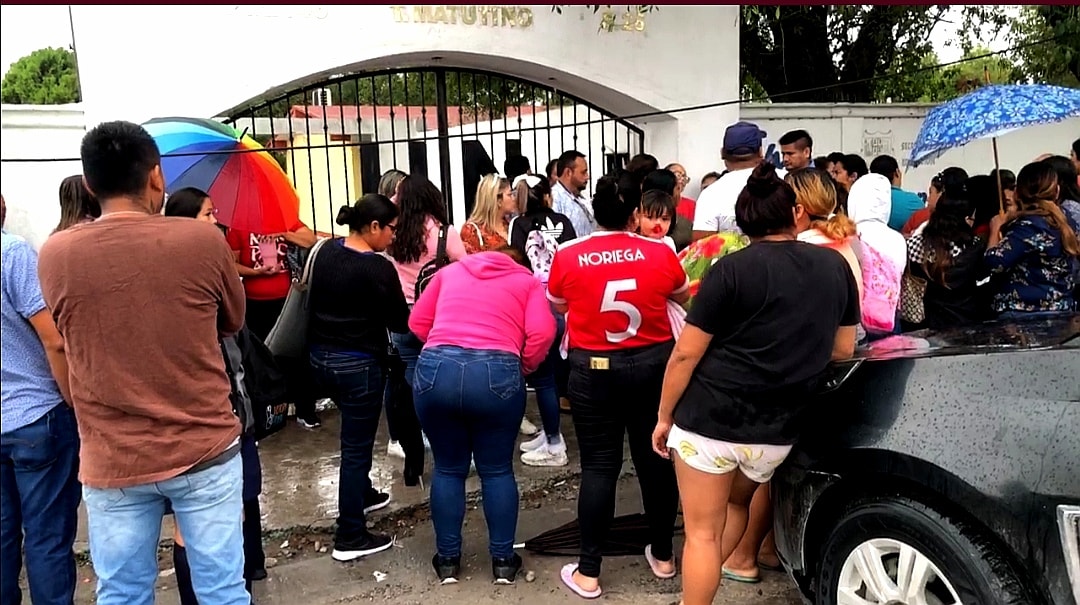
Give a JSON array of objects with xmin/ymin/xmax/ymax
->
[{"xmin": 286, "ymin": 134, "xmax": 362, "ymax": 236}]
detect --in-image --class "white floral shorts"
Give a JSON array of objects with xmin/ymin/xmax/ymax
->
[{"xmin": 667, "ymin": 424, "xmax": 792, "ymax": 483}]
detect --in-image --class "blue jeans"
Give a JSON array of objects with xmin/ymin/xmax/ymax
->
[
  {"xmin": 310, "ymin": 349, "xmax": 384, "ymax": 544},
  {"xmin": 525, "ymin": 308, "xmax": 565, "ymax": 441},
  {"xmin": 83, "ymin": 453, "xmax": 248, "ymax": 605},
  {"xmin": 413, "ymin": 346, "xmax": 525, "ymax": 559},
  {"xmin": 0, "ymin": 404, "xmax": 81, "ymax": 605}
]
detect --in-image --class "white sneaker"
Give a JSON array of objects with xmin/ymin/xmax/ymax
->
[
  {"xmin": 387, "ymin": 440, "xmax": 406, "ymax": 459},
  {"xmin": 519, "ymin": 431, "xmax": 547, "ymax": 453},
  {"xmin": 521, "ymin": 437, "xmax": 569, "ymax": 467},
  {"xmin": 519, "ymin": 417, "xmax": 539, "ymax": 436}
]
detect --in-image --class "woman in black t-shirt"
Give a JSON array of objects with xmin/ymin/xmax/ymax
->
[{"xmin": 650, "ymin": 164, "xmax": 860, "ymax": 605}]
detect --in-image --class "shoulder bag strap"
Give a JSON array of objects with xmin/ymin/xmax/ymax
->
[
  {"xmin": 435, "ymin": 225, "xmax": 449, "ymax": 268},
  {"xmin": 466, "ymin": 221, "xmax": 485, "ymax": 249},
  {"xmin": 300, "ymin": 237, "xmax": 331, "ymax": 287}
]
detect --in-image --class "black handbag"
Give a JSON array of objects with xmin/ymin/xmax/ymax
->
[{"xmin": 235, "ymin": 325, "xmax": 290, "ymax": 441}]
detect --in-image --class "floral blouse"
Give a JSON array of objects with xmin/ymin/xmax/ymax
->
[
  {"xmin": 984, "ymin": 214, "xmax": 1076, "ymax": 314},
  {"xmin": 461, "ymin": 221, "xmax": 508, "ymax": 254}
]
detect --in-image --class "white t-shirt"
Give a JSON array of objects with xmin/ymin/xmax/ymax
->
[{"xmin": 692, "ymin": 166, "xmax": 786, "ymax": 233}]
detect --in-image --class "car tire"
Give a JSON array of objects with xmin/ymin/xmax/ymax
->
[{"xmin": 814, "ymin": 496, "xmax": 1034, "ymax": 605}]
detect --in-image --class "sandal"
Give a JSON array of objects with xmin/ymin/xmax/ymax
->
[
  {"xmin": 722, "ymin": 567, "xmax": 761, "ymax": 584},
  {"xmin": 560, "ymin": 563, "xmax": 602, "ymax": 599},
  {"xmin": 645, "ymin": 545, "xmax": 677, "ymax": 579}
]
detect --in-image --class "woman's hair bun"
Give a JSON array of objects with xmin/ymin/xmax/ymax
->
[
  {"xmin": 335, "ymin": 204, "xmax": 354, "ymax": 226},
  {"xmin": 745, "ymin": 162, "xmax": 781, "ymax": 197}
]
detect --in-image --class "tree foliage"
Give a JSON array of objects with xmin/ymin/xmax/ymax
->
[
  {"xmin": 741, "ymin": 5, "xmax": 1011, "ymax": 103},
  {"xmin": 1009, "ymin": 5, "xmax": 1080, "ymax": 88},
  {"xmin": 1, "ymin": 47, "xmax": 80, "ymax": 105},
  {"xmin": 878, "ymin": 47, "xmax": 1021, "ymax": 104},
  {"xmin": 740, "ymin": 5, "xmax": 1078, "ymax": 103},
  {"xmin": 248, "ymin": 71, "xmax": 567, "ymax": 122}
]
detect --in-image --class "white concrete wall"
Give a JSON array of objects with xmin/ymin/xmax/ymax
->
[
  {"xmin": 743, "ymin": 104, "xmax": 1080, "ymax": 197},
  {"xmin": 0, "ymin": 104, "xmax": 85, "ymax": 249},
  {"xmin": 66, "ymin": 4, "xmax": 741, "ymax": 201}
]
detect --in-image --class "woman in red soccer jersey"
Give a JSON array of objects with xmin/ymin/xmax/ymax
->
[{"xmin": 546, "ymin": 172, "xmax": 690, "ymax": 599}]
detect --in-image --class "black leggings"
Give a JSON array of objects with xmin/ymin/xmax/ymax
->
[{"xmin": 567, "ymin": 341, "xmax": 679, "ymax": 578}]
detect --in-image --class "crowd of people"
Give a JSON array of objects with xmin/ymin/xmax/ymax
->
[{"xmin": 1, "ymin": 117, "xmax": 1077, "ymax": 605}]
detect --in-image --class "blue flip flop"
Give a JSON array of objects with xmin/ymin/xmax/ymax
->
[{"xmin": 722, "ymin": 567, "xmax": 761, "ymax": 584}]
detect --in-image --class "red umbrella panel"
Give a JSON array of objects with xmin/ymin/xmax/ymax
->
[{"xmin": 144, "ymin": 117, "xmax": 301, "ymax": 235}]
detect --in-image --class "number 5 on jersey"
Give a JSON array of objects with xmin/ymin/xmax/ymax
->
[{"xmin": 601, "ymin": 279, "xmax": 641, "ymax": 344}]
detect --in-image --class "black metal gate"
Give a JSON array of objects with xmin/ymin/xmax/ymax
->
[{"xmin": 223, "ymin": 67, "xmax": 644, "ymax": 236}]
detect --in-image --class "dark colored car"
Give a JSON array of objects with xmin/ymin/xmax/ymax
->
[{"xmin": 773, "ymin": 316, "xmax": 1080, "ymax": 605}]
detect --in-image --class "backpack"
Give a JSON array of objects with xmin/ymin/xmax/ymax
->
[
  {"xmin": 235, "ymin": 325, "xmax": 289, "ymax": 440},
  {"xmin": 524, "ymin": 217, "xmax": 562, "ymax": 284},
  {"xmin": 414, "ymin": 224, "xmax": 450, "ymax": 301},
  {"xmin": 855, "ymin": 236, "xmax": 902, "ymax": 333},
  {"xmin": 219, "ymin": 335, "xmax": 254, "ymax": 437}
]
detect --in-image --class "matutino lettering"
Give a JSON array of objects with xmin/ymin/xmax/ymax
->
[
  {"xmin": 578, "ymin": 248, "xmax": 647, "ymax": 267},
  {"xmin": 389, "ymin": 5, "xmax": 534, "ymax": 28}
]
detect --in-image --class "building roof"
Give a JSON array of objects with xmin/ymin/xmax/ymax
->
[{"xmin": 290, "ymin": 104, "xmax": 548, "ymax": 131}]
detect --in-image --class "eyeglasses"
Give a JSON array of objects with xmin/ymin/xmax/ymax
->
[{"xmin": 386, "ymin": 223, "xmax": 398, "ymax": 232}]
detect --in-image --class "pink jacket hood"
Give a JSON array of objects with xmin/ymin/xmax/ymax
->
[
  {"xmin": 457, "ymin": 250, "xmax": 531, "ymax": 281},
  {"xmin": 407, "ymin": 251, "xmax": 556, "ymax": 374}
]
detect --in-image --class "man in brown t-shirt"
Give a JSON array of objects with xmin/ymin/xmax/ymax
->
[{"xmin": 37, "ymin": 121, "xmax": 251, "ymax": 605}]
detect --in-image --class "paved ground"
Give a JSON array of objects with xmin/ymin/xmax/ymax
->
[{"xmin": 59, "ymin": 404, "xmax": 802, "ymax": 604}]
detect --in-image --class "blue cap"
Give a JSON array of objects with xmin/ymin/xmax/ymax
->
[{"xmin": 723, "ymin": 121, "xmax": 766, "ymax": 156}]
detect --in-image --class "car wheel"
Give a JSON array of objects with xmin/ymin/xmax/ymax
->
[{"xmin": 815, "ymin": 496, "xmax": 1033, "ymax": 605}]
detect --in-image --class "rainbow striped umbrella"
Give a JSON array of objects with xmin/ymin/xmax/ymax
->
[{"xmin": 143, "ymin": 117, "xmax": 300, "ymax": 234}]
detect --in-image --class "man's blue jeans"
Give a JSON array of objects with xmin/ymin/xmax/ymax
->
[
  {"xmin": 82, "ymin": 454, "xmax": 249, "ymax": 605},
  {"xmin": 413, "ymin": 346, "xmax": 525, "ymax": 559},
  {"xmin": 0, "ymin": 403, "xmax": 81, "ymax": 605},
  {"xmin": 310, "ymin": 349, "xmax": 384, "ymax": 544}
]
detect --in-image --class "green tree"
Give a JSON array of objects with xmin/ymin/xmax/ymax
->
[
  {"xmin": 1010, "ymin": 5, "xmax": 1080, "ymax": 88},
  {"xmin": 740, "ymin": 5, "xmax": 1011, "ymax": 103},
  {"xmin": 1, "ymin": 47, "xmax": 81, "ymax": 104},
  {"xmin": 878, "ymin": 47, "xmax": 1021, "ymax": 103}
]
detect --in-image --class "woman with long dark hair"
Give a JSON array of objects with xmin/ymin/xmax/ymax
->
[
  {"xmin": 985, "ymin": 162, "xmax": 1079, "ymax": 316},
  {"xmin": 54, "ymin": 175, "xmax": 100, "ymax": 233},
  {"xmin": 651, "ymin": 163, "xmax": 859, "ymax": 605},
  {"xmin": 905, "ymin": 178, "xmax": 991, "ymax": 329},
  {"xmin": 1042, "ymin": 155, "xmax": 1080, "ymax": 228},
  {"xmin": 308, "ymin": 194, "xmax": 410, "ymax": 561},
  {"xmin": 385, "ymin": 177, "xmax": 467, "ymax": 457},
  {"xmin": 902, "ymin": 167, "xmax": 969, "ymax": 236}
]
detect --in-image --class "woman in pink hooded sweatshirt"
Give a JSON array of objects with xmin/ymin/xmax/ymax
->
[{"xmin": 408, "ymin": 247, "xmax": 556, "ymax": 586}]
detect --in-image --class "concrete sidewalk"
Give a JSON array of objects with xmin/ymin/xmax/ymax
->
[{"xmin": 66, "ymin": 405, "xmax": 802, "ymax": 604}]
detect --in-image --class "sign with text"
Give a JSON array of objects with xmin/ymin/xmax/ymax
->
[{"xmin": 390, "ymin": 5, "xmax": 534, "ymax": 28}]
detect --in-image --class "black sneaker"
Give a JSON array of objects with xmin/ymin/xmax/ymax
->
[
  {"xmin": 432, "ymin": 554, "xmax": 461, "ymax": 585},
  {"xmin": 492, "ymin": 553, "xmax": 522, "ymax": 585},
  {"xmin": 363, "ymin": 490, "xmax": 392, "ymax": 515},
  {"xmin": 296, "ymin": 411, "xmax": 322, "ymax": 429},
  {"xmin": 331, "ymin": 532, "xmax": 394, "ymax": 562}
]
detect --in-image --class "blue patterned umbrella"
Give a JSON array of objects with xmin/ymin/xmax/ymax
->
[{"xmin": 908, "ymin": 84, "xmax": 1080, "ymax": 167}]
